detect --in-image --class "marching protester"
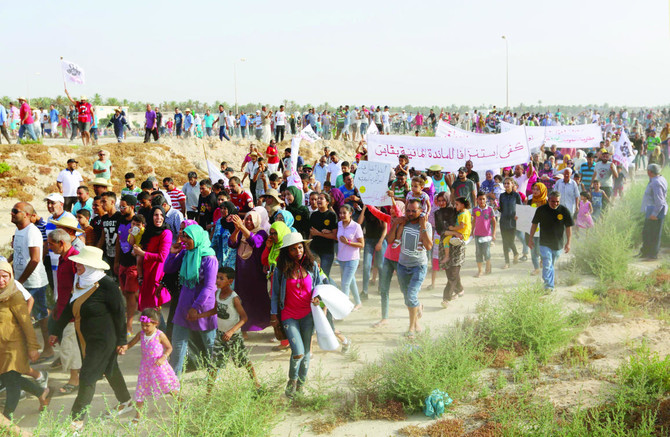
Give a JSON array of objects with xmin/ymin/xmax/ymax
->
[{"xmin": 4, "ymin": 94, "xmax": 669, "ymax": 434}]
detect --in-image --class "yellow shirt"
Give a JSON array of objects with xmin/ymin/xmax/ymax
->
[{"xmin": 457, "ymin": 210, "xmax": 472, "ymax": 241}]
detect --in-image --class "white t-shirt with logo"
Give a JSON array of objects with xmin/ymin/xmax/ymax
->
[
  {"xmin": 275, "ymin": 111, "xmax": 286, "ymax": 126},
  {"xmin": 12, "ymin": 224, "xmax": 48, "ymax": 289}
]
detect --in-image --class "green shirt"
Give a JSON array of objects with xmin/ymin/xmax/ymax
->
[{"xmin": 203, "ymin": 114, "xmax": 215, "ymax": 128}]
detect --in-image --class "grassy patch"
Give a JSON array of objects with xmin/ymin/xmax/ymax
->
[
  {"xmin": 475, "ymin": 284, "xmax": 577, "ymax": 362},
  {"xmin": 32, "ymin": 368, "xmax": 285, "ymax": 436},
  {"xmin": 351, "ymin": 329, "xmax": 487, "ymax": 413},
  {"xmin": 573, "ymin": 288, "xmax": 600, "ymax": 304}
]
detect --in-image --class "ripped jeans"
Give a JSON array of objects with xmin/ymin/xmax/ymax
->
[{"xmin": 283, "ymin": 313, "xmax": 314, "ymax": 382}]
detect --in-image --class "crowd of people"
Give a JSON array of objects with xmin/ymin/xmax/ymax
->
[{"xmin": 1, "ymin": 103, "xmax": 668, "ymax": 433}]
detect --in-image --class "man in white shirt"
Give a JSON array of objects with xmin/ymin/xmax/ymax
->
[
  {"xmin": 326, "ymin": 152, "xmax": 342, "ymax": 184},
  {"xmin": 313, "ymin": 155, "xmax": 328, "ymax": 188},
  {"xmin": 554, "ymin": 168, "xmax": 581, "ymax": 215},
  {"xmin": 182, "ymin": 171, "xmax": 200, "ymax": 220},
  {"xmin": 275, "ymin": 105, "xmax": 286, "ymax": 142},
  {"xmin": 10, "ymin": 202, "xmax": 53, "ymax": 360},
  {"xmin": 382, "ymin": 106, "xmax": 392, "ymax": 134},
  {"xmin": 56, "ymin": 158, "xmax": 83, "ymax": 212}
]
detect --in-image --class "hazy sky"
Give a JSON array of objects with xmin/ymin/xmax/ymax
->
[{"xmin": 2, "ymin": 0, "xmax": 669, "ymax": 108}]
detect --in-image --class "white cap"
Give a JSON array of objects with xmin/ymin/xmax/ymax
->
[{"xmin": 44, "ymin": 193, "xmax": 65, "ymax": 204}]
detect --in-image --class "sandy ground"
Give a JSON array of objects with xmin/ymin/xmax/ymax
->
[{"xmin": 1, "ymin": 137, "xmax": 668, "ymax": 435}]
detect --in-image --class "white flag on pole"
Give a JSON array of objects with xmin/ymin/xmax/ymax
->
[{"xmin": 61, "ymin": 60, "xmax": 85, "ymax": 85}]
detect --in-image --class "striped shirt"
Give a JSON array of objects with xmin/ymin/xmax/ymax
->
[
  {"xmin": 167, "ymin": 188, "xmax": 186, "ymax": 213},
  {"xmin": 579, "ymin": 163, "xmax": 596, "ymax": 189}
]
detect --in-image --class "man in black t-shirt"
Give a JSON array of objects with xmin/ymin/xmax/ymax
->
[
  {"xmin": 528, "ymin": 191, "xmax": 574, "ymax": 292},
  {"xmin": 98, "ymin": 191, "xmax": 123, "ymax": 276},
  {"xmin": 197, "ymin": 179, "xmax": 218, "ymax": 231},
  {"xmin": 115, "ymin": 195, "xmax": 139, "ymax": 334}
]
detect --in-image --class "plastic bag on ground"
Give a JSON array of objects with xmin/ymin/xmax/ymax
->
[{"xmin": 423, "ymin": 389, "xmax": 453, "ymax": 419}]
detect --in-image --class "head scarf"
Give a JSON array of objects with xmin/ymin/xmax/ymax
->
[
  {"xmin": 179, "ymin": 225, "xmax": 216, "ymax": 288},
  {"xmin": 481, "ymin": 170, "xmax": 497, "ymax": 193},
  {"xmin": 329, "ymin": 187, "xmax": 345, "ymax": 212},
  {"xmin": 140, "ymin": 206, "xmax": 168, "ymax": 246},
  {"xmin": 286, "ymin": 186, "xmax": 310, "ymax": 235},
  {"xmin": 218, "ymin": 201, "xmax": 237, "ymax": 232},
  {"xmin": 181, "ymin": 219, "xmax": 198, "ymax": 229},
  {"xmin": 72, "ymin": 264, "xmax": 107, "ymax": 302},
  {"xmin": 238, "ymin": 210, "xmax": 262, "ymax": 260},
  {"xmin": 252, "ymin": 206, "xmax": 270, "ymax": 232},
  {"xmin": 286, "ymin": 186, "xmax": 303, "ymax": 209},
  {"xmin": 0, "ymin": 261, "xmax": 19, "ymax": 302},
  {"xmin": 531, "ymin": 182, "xmax": 548, "ymax": 207},
  {"xmin": 268, "ymin": 222, "xmax": 291, "ymax": 268},
  {"xmin": 275, "ymin": 209, "xmax": 295, "ymax": 228}
]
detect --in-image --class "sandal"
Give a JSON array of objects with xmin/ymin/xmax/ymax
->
[
  {"xmin": 405, "ymin": 331, "xmax": 416, "ymax": 340},
  {"xmin": 59, "ymin": 383, "xmax": 78, "ymax": 394},
  {"xmin": 38, "ymin": 387, "xmax": 53, "ymax": 412}
]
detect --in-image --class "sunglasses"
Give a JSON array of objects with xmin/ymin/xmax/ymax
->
[{"xmin": 11, "ymin": 208, "xmax": 22, "ymax": 214}]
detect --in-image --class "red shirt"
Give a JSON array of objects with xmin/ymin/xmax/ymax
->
[
  {"xmin": 20, "ymin": 102, "xmax": 34, "ymax": 124},
  {"xmin": 167, "ymin": 188, "xmax": 186, "ymax": 213},
  {"xmin": 266, "ymin": 145, "xmax": 279, "ymax": 164},
  {"xmin": 230, "ymin": 191, "xmax": 253, "ymax": 213},
  {"xmin": 75, "ymin": 101, "xmax": 92, "ymax": 122},
  {"xmin": 55, "ymin": 245, "xmax": 79, "ymax": 320}
]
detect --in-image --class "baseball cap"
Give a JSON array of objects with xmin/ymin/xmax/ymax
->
[
  {"xmin": 67, "ymin": 158, "xmax": 78, "ymax": 164},
  {"xmin": 458, "ymin": 166, "xmax": 467, "ymax": 173},
  {"xmin": 224, "ymin": 167, "xmax": 235, "ymax": 173},
  {"xmin": 44, "ymin": 193, "xmax": 65, "ymax": 204},
  {"xmin": 600, "ymin": 148, "xmax": 609, "ymax": 154}
]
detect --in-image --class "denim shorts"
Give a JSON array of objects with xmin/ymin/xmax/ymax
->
[
  {"xmin": 396, "ymin": 263, "xmax": 427, "ymax": 308},
  {"xmin": 27, "ymin": 285, "xmax": 48, "ymax": 321}
]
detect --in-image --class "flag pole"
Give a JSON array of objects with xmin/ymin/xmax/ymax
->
[{"xmin": 59, "ymin": 57, "xmax": 66, "ymax": 89}]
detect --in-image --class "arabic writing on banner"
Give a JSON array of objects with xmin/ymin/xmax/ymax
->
[
  {"xmin": 287, "ymin": 137, "xmax": 302, "ymax": 187},
  {"xmin": 61, "ymin": 59, "xmax": 86, "ymax": 85},
  {"xmin": 354, "ymin": 161, "xmax": 392, "ymax": 206},
  {"xmin": 613, "ymin": 130, "xmax": 633, "ymax": 170},
  {"xmin": 300, "ymin": 125, "xmax": 320, "ymax": 143},
  {"xmin": 367, "ymin": 128, "xmax": 530, "ymax": 172},
  {"xmin": 435, "ymin": 119, "xmax": 486, "ymax": 139},
  {"xmin": 500, "ymin": 121, "xmax": 602, "ymax": 150}
]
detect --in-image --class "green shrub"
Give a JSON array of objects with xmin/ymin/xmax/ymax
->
[
  {"xmin": 0, "ymin": 162, "xmax": 10, "ymax": 174},
  {"xmin": 475, "ymin": 284, "xmax": 576, "ymax": 361},
  {"xmin": 616, "ymin": 346, "xmax": 670, "ymax": 406},
  {"xmin": 32, "ymin": 368, "xmax": 284, "ymax": 436},
  {"xmin": 351, "ymin": 328, "xmax": 486, "ymax": 412}
]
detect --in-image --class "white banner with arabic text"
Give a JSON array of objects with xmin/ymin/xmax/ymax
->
[
  {"xmin": 367, "ymin": 127, "xmax": 530, "ymax": 172},
  {"xmin": 500, "ymin": 121, "xmax": 602, "ymax": 150}
]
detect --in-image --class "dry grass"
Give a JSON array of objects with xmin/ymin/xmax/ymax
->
[
  {"xmin": 464, "ymin": 422, "xmax": 504, "ymax": 437},
  {"xmin": 398, "ymin": 419, "xmax": 465, "ymax": 437},
  {"xmin": 308, "ymin": 417, "xmax": 345, "ymax": 435}
]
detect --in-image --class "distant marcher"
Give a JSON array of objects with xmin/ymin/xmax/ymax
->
[
  {"xmin": 639, "ymin": 164, "xmax": 668, "ymax": 260},
  {"xmin": 57, "ymin": 159, "xmax": 84, "ymax": 212}
]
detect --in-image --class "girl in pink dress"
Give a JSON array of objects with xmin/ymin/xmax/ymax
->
[
  {"xmin": 118, "ymin": 308, "xmax": 180, "ymax": 423},
  {"xmin": 576, "ymin": 192, "xmax": 594, "ymax": 230}
]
